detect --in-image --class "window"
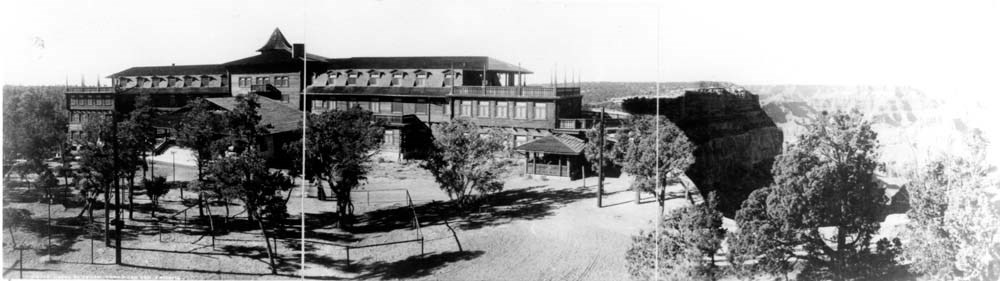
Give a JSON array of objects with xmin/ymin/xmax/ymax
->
[
  {"xmin": 415, "ymin": 73, "xmax": 429, "ymax": 87},
  {"xmin": 478, "ymin": 101, "xmax": 490, "ymax": 118},
  {"xmin": 379, "ymin": 101, "xmax": 391, "ymax": 113},
  {"xmin": 357, "ymin": 101, "xmax": 371, "ymax": 111},
  {"xmin": 534, "ymin": 103, "xmax": 547, "ymax": 120},
  {"xmin": 312, "ymin": 100, "xmax": 325, "ymax": 112},
  {"xmin": 336, "ymin": 101, "xmax": 348, "ymax": 111},
  {"xmin": 275, "ymin": 76, "xmax": 289, "ymax": 87},
  {"xmin": 384, "ymin": 129, "xmax": 399, "ymax": 148},
  {"xmin": 495, "ymin": 102, "xmax": 508, "ymax": 118},
  {"xmin": 415, "ymin": 99, "xmax": 428, "ymax": 114},
  {"xmin": 326, "ymin": 72, "xmax": 339, "ymax": 86},
  {"xmin": 104, "ymin": 97, "xmax": 112, "ymax": 106},
  {"xmin": 460, "ymin": 100, "xmax": 473, "ymax": 117},
  {"xmin": 443, "ymin": 74, "xmax": 454, "ymax": 87},
  {"xmin": 152, "ymin": 77, "xmax": 162, "ymax": 88},
  {"xmin": 347, "ymin": 73, "xmax": 359, "ymax": 86},
  {"xmin": 71, "ymin": 98, "xmax": 78, "ymax": 106},
  {"xmin": 391, "ymin": 99, "xmax": 403, "ymax": 113},
  {"xmin": 514, "ymin": 102, "xmax": 528, "ymax": 119},
  {"xmin": 167, "ymin": 77, "xmax": 179, "ymax": 87},
  {"xmin": 255, "ymin": 77, "xmax": 270, "ymax": 85},
  {"xmin": 371, "ymin": 99, "xmax": 380, "ymax": 112},
  {"xmin": 239, "ymin": 77, "xmax": 252, "ymax": 88},
  {"xmin": 368, "ymin": 72, "xmax": 380, "ymax": 86},
  {"xmin": 183, "ymin": 77, "xmax": 194, "ymax": 87},
  {"xmin": 390, "ymin": 73, "xmax": 405, "ymax": 87}
]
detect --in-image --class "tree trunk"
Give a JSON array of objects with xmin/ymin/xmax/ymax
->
[
  {"xmin": 7, "ymin": 226, "xmax": 17, "ymax": 248},
  {"xmin": 316, "ymin": 182, "xmax": 327, "ymax": 201},
  {"xmin": 104, "ymin": 183, "xmax": 111, "ymax": 245},
  {"xmin": 681, "ymin": 180, "xmax": 695, "ymax": 205},
  {"xmin": 151, "ymin": 198, "xmax": 157, "ymax": 218},
  {"xmin": 128, "ymin": 177, "xmax": 134, "ymax": 220},
  {"xmin": 198, "ymin": 193, "xmax": 205, "ymax": 217},
  {"xmin": 252, "ymin": 210, "xmax": 278, "ymax": 274}
]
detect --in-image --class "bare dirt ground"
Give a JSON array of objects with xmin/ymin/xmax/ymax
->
[{"xmin": 3, "ymin": 160, "xmax": 689, "ymax": 280}]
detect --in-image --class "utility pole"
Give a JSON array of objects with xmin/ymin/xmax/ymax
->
[{"xmin": 597, "ymin": 107, "xmax": 606, "ymax": 208}]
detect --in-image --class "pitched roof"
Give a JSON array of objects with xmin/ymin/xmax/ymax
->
[
  {"xmin": 515, "ymin": 134, "xmax": 586, "ymax": 155},
  {"xmin": 205, "ymin": 96, "xmax": 302, "ymax": 134},
  {"xmin": 109, "ymin": 64, "xmax": 226, "ymax": 77},
  {"xmin": 257, "ymin": 28, "xmax": 293, "ymax": 53},
  {"xmin": 326, "ymin": 57, "xmax": 532, "ymax": 73},
  {"xmin": 223, "ymin": 51, "xmax": 328, "ymax": 74}
]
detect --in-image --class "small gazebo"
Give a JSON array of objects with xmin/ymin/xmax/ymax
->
[{"xmin": 515, "ymin": 134, "xmax": 586, "ymax": 180}]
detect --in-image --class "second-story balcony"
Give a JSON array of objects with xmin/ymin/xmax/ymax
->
[
  {"xmin": 451, "ymin": 86, "xmax": 579, "ymax": 98},
  {"xmin": 307, "ymin": 85, "xmax": 580, "ymax": 99}
]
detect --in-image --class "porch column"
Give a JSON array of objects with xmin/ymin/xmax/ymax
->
[
  {"xmin": 524, "ymin": 152, "xmax": 529, "ymax": 175},
  {"xmin": 558, "ymin": 157, "xmax": 563, "ymax": 177}
]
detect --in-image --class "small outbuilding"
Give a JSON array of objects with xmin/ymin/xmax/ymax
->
[{"xmin": 515, "ymin": 134, "xmax": 586, "ymax": 180}]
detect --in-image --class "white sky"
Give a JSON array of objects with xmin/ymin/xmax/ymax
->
[{"xmin": 2, "ymin": 0, "xmax": 999, "ymax": 99}]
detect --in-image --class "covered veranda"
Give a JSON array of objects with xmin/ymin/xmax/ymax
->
[{"xmin": 515, "ymin": 134, "xmax": 586, "ymax": 180}]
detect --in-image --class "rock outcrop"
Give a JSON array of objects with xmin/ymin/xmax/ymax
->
[{"xmin": 622, "ymin": 88, "xmax": 783, "ymax": 215}]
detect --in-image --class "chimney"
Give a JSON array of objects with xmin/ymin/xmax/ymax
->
[
  {"xmin": 293, "ymin": 44, "xmax": 305, "ymax": 59},
  {"xmin": 172, "ymin": 63, "xmax": 175, "ymax": 66}
]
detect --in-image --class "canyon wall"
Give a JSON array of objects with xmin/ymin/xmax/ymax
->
[{"xmin": 622, "ymin": 88, "xmax": 783, "ymax": 215}]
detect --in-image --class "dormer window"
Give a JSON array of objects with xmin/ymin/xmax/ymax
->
[
  {"xmin": 390, "ymin": 72, "xmax": 406, "ymax": 87},
  {"xmin": 183, "ymin": 76, "xmax": 195, "ymax": 87},
  {"xmin": 167, "ymin": 76, "xmax": 180, "ymax": 87},
  {"xmin": 368, "ymin": 71, "xmax": 381, "ymax": 86},
  {"xmin": 326, "ymin": 72, "xmax": 340, "ymax": 86},
  {"xmin": 201, "ymin": 75, "xmax": 215, "ymax": 87},
  {"xmin": 415, "ymin": 72, "xmax": 430, "ymax": 87},
  {"xmin": 118, "ymin": 77, "xmax": 133, "ymax": 88},
  {"xmin": 152, "ymin": 77, "xmax": 163, "ymax": 88},
  {"xmin": 347, "ymin": 72, "xmax": 360, "ymax": 86}
]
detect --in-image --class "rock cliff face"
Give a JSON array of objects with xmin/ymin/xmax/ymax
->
[{"xmin": 622, "ymin": 88, "xmax": 783, "ymax": 215}]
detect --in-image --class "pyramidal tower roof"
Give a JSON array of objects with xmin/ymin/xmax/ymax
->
[{"xmin": 257, "ymin": 28, "xmax": 293, "ymax": 53}]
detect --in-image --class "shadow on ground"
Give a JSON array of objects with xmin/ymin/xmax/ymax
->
[
  {"xmin": 343, "ymin": 185, "xmax": 592, "ymax": 234},
  {"xmin": 355, "ymin": 250, "xmax": 484, "ymax": 280}
]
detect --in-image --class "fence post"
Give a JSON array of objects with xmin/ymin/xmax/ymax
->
[
  {"xmin": 19, "ymin": 248, "xmax": 24, "ymax": 278},
  {"xmin": 420, "ymin": 238, "xmax": 425, "ymax": 256},
  {"xmin": 345, "ymin": 246, "xmax": 350, "ymax": 267}
]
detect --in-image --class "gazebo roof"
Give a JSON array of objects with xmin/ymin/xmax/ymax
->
[{"xmin": 515, "ymin": 134, "xmax": 586, "ymax": 155}]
